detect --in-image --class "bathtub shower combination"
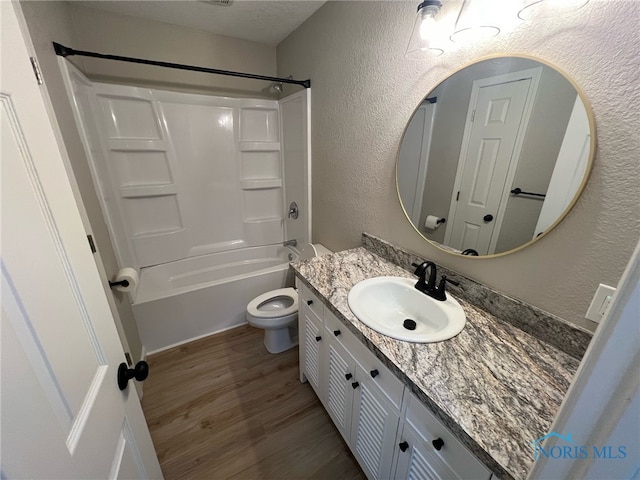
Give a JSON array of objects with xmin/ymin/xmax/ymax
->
[{"xmin": 62, "ymin": 60, "xmax": 310, "ymax": 353}]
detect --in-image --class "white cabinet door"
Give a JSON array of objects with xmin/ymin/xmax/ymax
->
[
  {"xmin": 351, "ymin": 364, "xmax": 401, "ymax": 480},
  {"xmin": 325, "ymin": 335, "xmax": 357, "ymax": 441},
  {"xmin": 394, "ymin": 394, "xmax": 492, "ymax": 480},
  {"xmin": 394, "ymin": 422, "xmax": 456, "ymax": 480},
  {"xmin": 302, "ymin": 309, "xmax": 324, "ymax": 398},
  {"xmin": 1, "ymin": 3, "xmax": 162, "ymax": 478}
]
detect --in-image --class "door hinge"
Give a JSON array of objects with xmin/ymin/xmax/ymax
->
[
  {"xmin": 30, "ymin": 57, "xmax": 44, "ymax": 85},
  {"xmin": 456, "ymin": 191, "xmax": 460, "ymax": 201},
  {"xmin": 471, "ymin": 110, "xmax": 475, "ymax": 122},
  {"xmin": 87, "ymin": 234, "xmax": 97, "ymax": 253}
]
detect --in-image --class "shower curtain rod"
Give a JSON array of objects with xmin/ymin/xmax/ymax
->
[{"xmin": 52, "ymin": 42, "xmax": 311, "ymax": 89}]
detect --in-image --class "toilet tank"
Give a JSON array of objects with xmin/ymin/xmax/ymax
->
[{"xmin": 299, "ymin": 243, "xmax": 332, "ymax": 260}]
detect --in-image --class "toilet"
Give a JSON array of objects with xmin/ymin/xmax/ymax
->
[{"xmin": 246, "ymin": 243, "xmax": 331, "ymax": 354}]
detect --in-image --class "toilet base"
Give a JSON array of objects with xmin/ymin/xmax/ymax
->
[{"xmin": 264, "ymin": 327, "xmax": 298, "ymax": 354}]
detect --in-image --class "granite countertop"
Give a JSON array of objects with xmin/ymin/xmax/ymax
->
[{"xmin": 291, "ymin": 247, "xmax": 581, "ymax": 480}]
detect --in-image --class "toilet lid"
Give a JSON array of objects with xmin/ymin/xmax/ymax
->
[
  {"xmin": 299, "ymin": 243, "xmax": 318, "ymax": 260},
  {"xmin": 247, "ymin": 287, "xmax": 298, "ymax": 319},
  {"xmin": 299, "ymin": 243, "xmax": 332, "ymax": 260}
]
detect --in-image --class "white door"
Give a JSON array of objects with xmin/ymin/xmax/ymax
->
[
  {"xmin": 534, "ymin": 95, "xmax": 591, "ymax": 237},
  {"xmin": 1, "ymin": 3, "xmax": 162, "ymax": 478},
  {"xmin": 397, "ymin": 101, "xmax": 437, "ymax": 225},
  {"xmin": 445, "ymin": 72, "xmax": 538, "ymax": 254}
]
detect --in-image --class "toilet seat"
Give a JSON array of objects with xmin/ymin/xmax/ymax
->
[{"xmin": 246, "ymin": 287, "xmax": 298, "ymax": 319}]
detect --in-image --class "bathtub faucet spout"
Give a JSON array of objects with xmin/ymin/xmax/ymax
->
[{"xmin": 283, "ymin": 239, "xmax": 297, "ymax": 247}]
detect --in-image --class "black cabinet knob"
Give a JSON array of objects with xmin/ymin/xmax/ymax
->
[
  {"xmin": 307, "ymin": 300, "xmax": 313, "ymax": 305},
  {"xmin": 483, "ymin": 214, "xmax": 494, "ymax": 222},
  {"xmin": 399, "ymin": 441, "xmax": 409, "ymax": 452},
  {"xmin": 117, "ymin": 361, "xmax": 148, "ymax": 391},
  {"xmin": 315, "ymin": 335, "xmax": 322, "ymax": 342},
  {"xmin": 345, "ymin": 373, "xmax": 353, "ymax": 380},
  {"xmin": 352, "ymin": 381, "xmax": 360, "ymax": 389},
  {"xmin": 333, "ymin": 330, "xmax": 341, "ymax": 336},
  {"xmin": 432, "ymin": 438, "xmax": 445, "ymax": 451},
  {"xmin": 370, "ymin": 369, "xmax": 379, "ymax": 378}
]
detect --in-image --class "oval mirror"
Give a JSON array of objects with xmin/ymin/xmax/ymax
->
[{"xmin": 397, "ymin": 55, "xmax": 595, "ymax": 257}]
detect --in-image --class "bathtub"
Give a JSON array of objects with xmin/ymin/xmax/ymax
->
[{"xmin": 132, "ymin": 245, "xmax": 299, "ymax": 354}]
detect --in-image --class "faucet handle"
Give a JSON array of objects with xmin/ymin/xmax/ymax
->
[
  {"xmin": 435, "ymin": 275, "xmax": 459, "ymax": 301},
  {"xmin": 440, "ymin": 275, "xmax": 459, "ymax": 287}
]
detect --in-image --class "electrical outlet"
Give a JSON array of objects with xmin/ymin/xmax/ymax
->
[{"xmin": 585, "ymin": 284, "xmax": 616, "ymax": 323}]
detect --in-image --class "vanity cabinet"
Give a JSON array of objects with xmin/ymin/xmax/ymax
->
[
  {"xmin": 300, "ymin": 293, "xmax": 324, "ymax": 397},
  {"xmin": 325, "ymin": 330, "xmax": 357, "ymax": 438},
  {"xmin": 297, "ymin": 280, "xmax": 492, "ymax": 480},
  {"xmin": 351, "ymin": 362, "xmax": 401, "ymax": 479},
  {"xmin": 394, "ymin": 394, "xmax": 491, "ymax": 480}
]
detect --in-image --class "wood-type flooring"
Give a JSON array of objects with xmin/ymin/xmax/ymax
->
[{"xmin": 142, "ymin": 325, "xmax": 365, "ymax": 480}]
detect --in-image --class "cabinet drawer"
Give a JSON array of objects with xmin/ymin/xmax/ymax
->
[
  {"xmin": 404, "ymin": 393, "xmax": 491, "ymax": 479},
  {"xmin": 325, "ymin": 309, "xmax": 404, "ymax": 410},
  {"xmin": 299, "ymin": 283, "xmax": 324, "ymax": 322}
]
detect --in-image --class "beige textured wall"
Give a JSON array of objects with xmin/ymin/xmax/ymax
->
[
  {"xmin": 66, "ymin": 3, "xmax": 277, "ymax": 98},
  {"xmin": 277, "ymin": 0, "xmax": 640, "ymax": 330}
]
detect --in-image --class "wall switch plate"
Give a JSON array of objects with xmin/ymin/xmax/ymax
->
[{"xmin": 585, "ymin": 283, "xmax": 616, "ymax": 323}]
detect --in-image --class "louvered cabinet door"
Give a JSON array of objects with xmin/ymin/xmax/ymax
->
[
  {"xmin": 303, "ymin": 311, "xmax": 324, "ymax": 399},
  {"xmin": 326, "ymin": 339, "xmax": 357, "ymax": 441},
  {"xmin": 351, "ymin": 364, "xmax": 401, "ymax": 480},
  {"xmin": 394, "ymin": 422, "xmax": 446, "ymax": 480}
]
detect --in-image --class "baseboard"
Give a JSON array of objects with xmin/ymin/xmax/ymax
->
[{"xmin": 145, "ymin": 322, "xmax": 249, "ymax": 356}]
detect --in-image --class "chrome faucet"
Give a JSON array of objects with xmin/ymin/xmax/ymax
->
[
  {"xmin": 283, "ymin": 239, "xmax": 297, "ymax": 247},
  {"xmin": 412, "ymin": 261, "xmax": 459, "ymax": 301}
]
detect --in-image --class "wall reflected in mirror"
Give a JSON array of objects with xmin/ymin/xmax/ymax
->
[{"xmin": 397, "ymin": 56, "xmax": 594, "ymax": 257}]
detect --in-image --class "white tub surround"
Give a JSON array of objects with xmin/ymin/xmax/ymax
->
[
  {"xmin": 62, "ymin": 60, "xmax": 310, "ymax": 269},
  {"xmin": 133, "ymin": 245, "xmax": 298, "ymax": 353},
  {"xmin": 60, "ymin": 60, "xmax": 312, "ymax": 354}
]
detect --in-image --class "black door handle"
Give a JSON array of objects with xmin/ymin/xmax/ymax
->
[
  {"xmin": 307, "ymin": 300, "xmax": 313, "ymax": 305},
  {"xmin": 352, "ymin": 382, "xmax": 360, "ymax": 389},
  {"xmin": 333, "ymin": 330, "xmax": 341, "ymax": 336},
  {"xmin": 315, "ymin": 335, "xmax": 322, "ymax": 342},
  {"xmin": 483, "ymin": 214, "xmax": 494, "ymax": 222},
  {"xmin": 432, "ymin": 438, "xmax": 445, "ymax": 451},
  {"xmin": 399, "ymin": 441, "xmax": 409, "ymax": 452},
  {"xmin": 345, "ymin": 373, "xmax": 353, "ymax": 380},
  {"xmin": 370, "ymin": 369, "xmax": 379, "ymax": 378},
  {"xmin": 117, "ymin": 361, "xmax": 148, "ymax": 391}
]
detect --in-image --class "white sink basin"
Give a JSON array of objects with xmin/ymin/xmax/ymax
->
[{"xmin": 347, "ymin": 276, "xmax": 466, "ymax": 343}]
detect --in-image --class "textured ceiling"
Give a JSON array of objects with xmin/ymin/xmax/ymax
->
[{"xmin": 72, "ymin": 1, "xmax": 326, "ymax": 46}]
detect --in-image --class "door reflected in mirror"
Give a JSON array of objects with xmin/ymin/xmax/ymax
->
[{"xmin": 397, "ymin": 55, "xmax": 594, "ymax": 257}]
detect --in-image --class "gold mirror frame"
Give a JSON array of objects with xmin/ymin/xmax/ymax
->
[{"xmin": 396, "ymin": 54, "xmax": 596, "ymax": 259}]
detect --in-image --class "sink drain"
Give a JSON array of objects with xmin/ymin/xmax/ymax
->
[{"xmin": 403, "ymin": 319, "xmax": 417, "ymax": 331}]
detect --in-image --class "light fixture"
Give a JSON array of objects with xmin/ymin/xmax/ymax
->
[
  {"xmin": 518, "ymin": 0, "xmax": 590, "ymax": 20},
  {"xmin": 405, "ymin": 0, "xmax": 444, "ymax": 58},
  {"xmin": 450, "ymin": 0, "xmax": 502, "ymax": 44}
]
